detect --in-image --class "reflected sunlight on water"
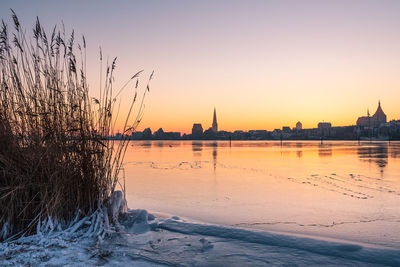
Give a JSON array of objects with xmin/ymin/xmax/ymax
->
[{"xmin": 122, "ymin": 141, "xmax": 400, "ymax": 248}]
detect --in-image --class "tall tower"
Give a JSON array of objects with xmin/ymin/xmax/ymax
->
[{"xmin": 212, "ymin": 107, "xmax": 218, "ymax": 133}]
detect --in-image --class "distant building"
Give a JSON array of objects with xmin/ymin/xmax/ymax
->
[
  {"xmin": 142, "ymin": 128, "xmax": 152, "ymax": 139},
  {"xmin": 212, "ymin": 108, "xmax": 218, "ymax": 132},
  {"xmin": 203, "ymin": 128, "xmax": 216, "ymax": 139},
  {"xmin": 318, "ymin": 122, "xmax": 332, "ymax": 137},
  {"xmin": 192, "ymin": 123, "xmax": 203, "ymax": 136},
  {"xmin": 131, "ymin": 131, "xmax": 143, "ymax": 139},
  {"xmin": 318, "ymin": 122, "xmax": 332, "ymax": 129},
  {"xmin": 165, "ymin": 132, "xmax": 181, "ymax": 139},
  {"xmin": 153, "ymin": 128, "xmax": 165, "ymax": 139},
  {"xmin": 282, "ymin": 126, "xmax": 291, "ymax": 133},
  {"xmin": 357, "ymin": 101, "xmax": 387, "ymax": 128},
  {"xmin": 271, "ymin": 129, "xmax": 282, "ymax": 139},
  {"xmin": 296, "ymin": 121, "xmax": 302, "ymax": 130},
  {"xmin": 248, "ymin": 130, "xmax": 269, "ymax": 140}
]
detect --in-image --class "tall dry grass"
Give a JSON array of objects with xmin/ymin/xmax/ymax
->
[{"xmin": 0, "ymin": 11, "xmax": 151, "ymax": 240}]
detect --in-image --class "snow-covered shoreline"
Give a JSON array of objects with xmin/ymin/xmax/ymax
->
[{"xmin": 1, "ymin": 209, "xmax": 399, "ymax": 266}]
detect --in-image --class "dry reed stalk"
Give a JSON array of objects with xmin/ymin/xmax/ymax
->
[{"xmin": 0, "ymin": 11, "xmax": 151, "ymax": 239}]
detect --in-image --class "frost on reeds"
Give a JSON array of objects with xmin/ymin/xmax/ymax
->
[{"xmin": 0, "ymin": 11, "xmax": 152, "ymax": 240}]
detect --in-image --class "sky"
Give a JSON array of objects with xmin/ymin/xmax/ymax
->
[{"xmin": 1, "ymin": 0, "xmax": 400, "ymax": 133}]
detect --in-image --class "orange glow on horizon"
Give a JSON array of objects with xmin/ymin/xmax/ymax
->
[{"xmin": 4, "ymin": 1, "xmax": 400, "ymax": 135}]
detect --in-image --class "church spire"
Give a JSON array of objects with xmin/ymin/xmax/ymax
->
[{"xmin": 212, "ymin": 107, "xmax": 218, "ymax": 132}]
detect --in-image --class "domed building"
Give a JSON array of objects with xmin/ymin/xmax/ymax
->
[
  {"xmin": 296, "ymin": 121, "xmax": 302, "ymax": 130},
  {"xmin": 356, "ymin": 101, "xmax": 387, "ymax": 128},
  {"xmin": 372, "ymin": 101, "xmax": 387, "ymax": 123}
]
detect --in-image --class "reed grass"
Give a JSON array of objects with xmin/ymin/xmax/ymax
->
[{"xmin": 0, "ymin": 11, "xmax": 150, "ymax": 240}]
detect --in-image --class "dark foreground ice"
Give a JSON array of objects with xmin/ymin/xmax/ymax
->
[{"xmin": 1, "ymin": 209, "xmax": 399, "ymax": 266}]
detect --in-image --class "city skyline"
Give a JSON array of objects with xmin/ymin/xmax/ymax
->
[
  {"xmin": 118, "ymin": 100, "xmax": 400, "ymax": 140},
  {"xmin": 2, "ymin": 1, "xmax": 400, "ymax": 134},
  {"xmin": 127, "ymin": 101, "xmax": 395, "ymax": 134}
]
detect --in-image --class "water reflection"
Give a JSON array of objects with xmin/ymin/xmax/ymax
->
[
  {"xmin": 318, "ymin": 144, "xmax": 332, "ymax": 158},
  {"xmin": 390, "ymin": 145, "xmax": 400, "ymax": 159},
  {"xmin": 296, "ymin": 142, "xmax": 303, "ymax": 158},
  {"xmin": 139, "ymin": 141, "xmax": 152, "ymax": 149},
  {"xmin": 191, "ymin": 141, "xmax": 218, "ymax": 171},
  {"xmin": 212, "ymin": 142, "xmax": 218, "ymax": 172},
  {"xmin": 133, "ymin": 140, "xmax": 400, "ymax": 175},
  {"xmin": 357, "ymin": 143, "xmax": 388, "ymax": 170},
  {"xmin": 154, "ymin": 141, "xmax": 164, "ymax": 148},
  {"xmin": 192, "ymin": 141, "xmax": 203, "ymax": 157}
]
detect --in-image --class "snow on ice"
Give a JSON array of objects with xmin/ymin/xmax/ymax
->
[{"xmin": 1, "ymin": 208, "xmax": 399, "ymax": 266}]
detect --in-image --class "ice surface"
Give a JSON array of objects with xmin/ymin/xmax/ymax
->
[
  {"xmin": 1, "ymin": 209, "xmax": 399, "ymax": 266},
  {"xmin": 159, "ymin": 219, "xmax": 400, "ymax": 266},
  {"xmin": 123, "ymin": 141, "xmax": 400, "ymax": 249}
]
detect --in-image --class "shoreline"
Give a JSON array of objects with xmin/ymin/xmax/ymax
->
[
  {"xmin": 131, "ymin": 207, "xmax": 400, "ymax": 251},
  {"xmin": 1, "ymin": 209, "xmax": 399, "ymax": 266},
  {"xmin": 113, "ymin": 138, "xmax": 400, "ymax": 142}
]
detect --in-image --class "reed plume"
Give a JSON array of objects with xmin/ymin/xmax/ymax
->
[{"xmin": 0, "ymin": 11, "xmax": 150, "ymax": 239}]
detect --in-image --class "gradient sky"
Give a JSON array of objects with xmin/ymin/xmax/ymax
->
[{"xmin": 1, "ymin": 0, "xmax": 400, "ymax": 133}]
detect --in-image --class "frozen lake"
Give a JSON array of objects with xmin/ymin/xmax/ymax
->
[{"xmin": 123, "ymin": 140, "xmax": 400, "ymax": 249}]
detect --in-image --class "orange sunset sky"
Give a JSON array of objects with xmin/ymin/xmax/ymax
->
[{"xmin": 1, "ymin": 0, "xmax": 400, "ymax": 134}]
